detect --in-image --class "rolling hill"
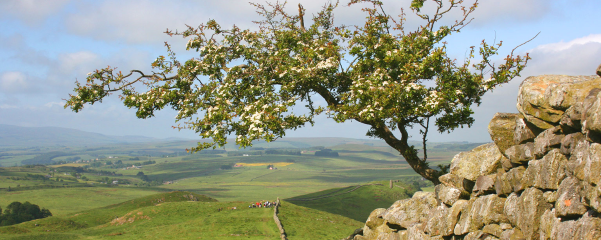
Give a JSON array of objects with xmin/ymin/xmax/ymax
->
[
  {"xmin": 0, "ymin": 124, "xmax": 172, "ymax": 147},
  {"xmin": 0, "ymin": 191, "xmax": 362, "ymax": 240}
]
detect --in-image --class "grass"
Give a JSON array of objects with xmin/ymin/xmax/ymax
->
[
  {"xmin": 0, "ymin": 187, "xmax": 163, "ymax": 216},
  {"xmin": 0, "ymin": 191, "xmax": 362, "ymax": 240},
  {"xmin": 0, "ymin": 137, "xmax": 475, "ymax": 239},
  {"xmin": 278, "ymin": 201, "xmax": 364, "ymax": 240},
  {"xmin": 285, "ymin": 180, "xmax": 417, "ymax": 221}
]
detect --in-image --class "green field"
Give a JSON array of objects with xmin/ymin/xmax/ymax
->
[
  {"xmin": 0, "ymin": 188, "xmax": 163, "ymax": 216},
  {"xmin": 0, "ymin": 138, "xmax": 475, "ymax": 239},
  {"xmin": 0, "ymin": 191, "xmax": 362, "ymax": 240}
]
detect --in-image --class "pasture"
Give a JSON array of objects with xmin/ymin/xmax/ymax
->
[{"xmin": 0, "ymin": 191, "xmax": 362, "ymax": 240}]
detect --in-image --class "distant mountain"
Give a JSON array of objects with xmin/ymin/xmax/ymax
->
[{"xmin": 0, "ymin": 124, "xmax": 163, "ymax": 147}]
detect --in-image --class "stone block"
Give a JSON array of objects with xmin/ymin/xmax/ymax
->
[
  {"xmin": 533, "ymin": 126, "xmax": 565, "ymax": 159},
  {"xmin": 454, "ymin": 195, "xmax": 507, "ymax": 235},
  {"xmin": 505, "ymin": 142, "xmax": 534, "ymax": 164},
  {"xmin": 495, "ymin": 166, "xmax": 526, "ymax": 196},
  {"xmin": 539, "ymin": 209, "xmax": 560, "ymax": 240},
  {"xmin": 514, "ymin": 117, "xmax": 538, "ymax": 144},
  {"xmin": 473, "ymin": 174, "xmax": 496, "ymax": 196},
  {"xmin": 570, "ymin": 141, "xmax": 601, "ymax": 186},
  {"xmin": 517, "ymin": 74, "xmax": 601, "ymax": 129},
  {"xmin": 503, "ymin": 188, "xmax": 552, "ymax": 239},
  {"xmin": 583, "ymin": 90, "xmax": 601, "ymax": 134},
  {"xmin": 450, "ymin": 143, "xmax": 503, "ymax": 182},
  {"xmin": 550, "ymin": 212, "xmax": 601, "ymax": 240},
  {"xmin": 559, "ymin": 132, "xmax": 585, "ymax": 156},
  {"xmin": 435, "ymin": 184, "xmax": 463, "ymax": 206},
  {"xmin": 425, "ymin": 200, "xmax": 466, "ymax": 237},
  {"xmin": 555, "ymin": 177, "xmax": 587, "ymax": 218},
  {"xmin": 488, "ymin": 113, "xmax": 521, "ymax": 155},
  {"xmin": 559, "ymin": 103, "xmax": 583, "ymax": 133},
  {"xmin": 380, "ymin": 192, "xmax": 437, "ymax": 229},
  {"xmin": 522, "ymin": 149, "xmax": 568, "ymax": 190}
]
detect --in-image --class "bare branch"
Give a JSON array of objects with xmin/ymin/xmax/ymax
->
[{"xmin": 511, "ymin": 31, "xmax": 540, "ymax": 56}]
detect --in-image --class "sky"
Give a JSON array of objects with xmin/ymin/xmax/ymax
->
[{"xmin": 0, "ymin": 0, "xmax": 600, "ymax": 143}]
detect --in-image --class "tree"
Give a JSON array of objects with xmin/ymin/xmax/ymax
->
[
  {"xmin": 65, "ymin": 0, "xmax": 530, "ymax": 184},
  {"xmin": 0, "ymin": 201, "xmax": 52, "ymax": 226}
]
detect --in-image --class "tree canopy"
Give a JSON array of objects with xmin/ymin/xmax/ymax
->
[
  {"xmin": 65, "ymin": 0, "xmax": 530, "ymax": 184},
  {"xmin": 0, "ymin": 201, "xmax": 52, "ymax": 226}
]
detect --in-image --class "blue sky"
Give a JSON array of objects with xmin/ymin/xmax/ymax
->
[{"xmin": 0, "ymin": 0, "xmax": 600, "ymax": 143}]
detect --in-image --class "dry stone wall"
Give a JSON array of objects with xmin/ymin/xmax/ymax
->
[{"xmin": 347, "ymin": 69, "xmax": 601, "ymax": 240}]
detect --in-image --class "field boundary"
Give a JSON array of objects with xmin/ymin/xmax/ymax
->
[
  {"xmin": 286, "ymin": 183, "xmax": 383, "ymax": 201},
  {"xmin": 273, "ymin": 197, "xmax": 288, "ymax": 240}
]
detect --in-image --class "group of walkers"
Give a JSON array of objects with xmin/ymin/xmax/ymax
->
[{"xmin": 248, "ymin": 200, "xmax": 276, "ymax": 208}]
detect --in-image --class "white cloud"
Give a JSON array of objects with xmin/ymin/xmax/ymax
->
[
  {"xmin": 525, "ymin": 34, "xmax": 601, "ymax": 75},
  {"xmin": 0, "ymin": 0, "xmax": 71, "ymax": 26},
  {"xmin": 43, "ymin": 101, "xmax": 64, "ymax": 108},
  {"xmin": 58, "ymin": 51, "xmax": 100, "ymax": 74},
  {"xmin": 0, "ymin": 104, "xmax": 18, "ymax": 109},
  {"xmin": 468, "ymin": 0, "xmax": 550, "ymax": 26},
  {"xmin": 0, "ymin": 71, "xmax": 30, "ymax": 93},
  {"xmin": 65, "ymin": 0, "xmax": 212, "ymax": 44},
  {"xmin": 531, "ymin": 34, "xmax": 601, "ymax": 52}
]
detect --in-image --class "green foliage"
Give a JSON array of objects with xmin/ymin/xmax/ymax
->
[
  {"xmin": 0, "ymin": 201, "xmax": 52, "ymax": 226},
  {"xmin": 315, "ymin": 149, "xmax": 339, "ymax": 157},
  {"xmin": 219, "ymin": 164, "xmax": 233, "ymax": 170},
  {"xmin": 64, "ymin": 0, "xmax": 530, "ymax": 183},
  {"xmin": 21, "ymin": 152, "xmax": 71, "ymax": 165},
  {"xmin": 264, "ymin": 149, "xmax": 301, "ymax": 155}
]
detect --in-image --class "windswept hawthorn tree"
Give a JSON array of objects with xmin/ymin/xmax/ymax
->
[{"xmin": 65, "ymin": 0, "xmax": 530, "ymax": 184}]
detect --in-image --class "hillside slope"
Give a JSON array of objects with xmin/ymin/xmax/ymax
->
[
  {"xmin": 0, "ymin": 124, "xmax": 159, "ymax": 147},
  {"xmin": 0, "ymin": 191, "xmax": 362, "ymax": 239},
  {"xmin": 285, "ymin": 180, "xmax": 419, "ymax": 222}
]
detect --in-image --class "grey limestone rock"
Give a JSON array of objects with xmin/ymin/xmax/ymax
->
[
  {"xmin": 521, "ymin": 149, "xmax": 568, "ymax": 190},
  {"xmin": 583, "ymin": 90, "xmax": 601, "ymax": 135},
  {"xmin": 559, "ymin": 103, "xmax": 583, "ymax": 132},
  {"xmin": 555, "ymin": 177, "xmax": 587, "ymax": 218},
  {"xmin": 365, "ymin": 208, "xmax": 386, "ymax": 230},
  {"xmin": 464, "ymin": 231, "xmax": 499, "ymax": 240},
  {"xmin": 488, "ymin": 113, "xmax": 521, "ymax": 155},
  {"xmin": 482, "ymin": 224, "xmax": 503, "ymax": 238},
  {"xmin": 570, "ymin": 141, "xmax": 601, "ymax": 186},
  {"xmin": 380, "ymin": 192, "xmax": 437, "ymax": 229},
  {"xmin": 435, "ymin": 184, "xmax": 463, "ymax": 206},
  {"xmin": 473, "ymin": 174, "xmax": 497, "ymax": 196},
  {"xmin": 499, "ymin": 228, "xmax": 525, "ymax": 240},
  {"xmin": 559, "ymin": 132, "xmax": 585, "ymax": 156},
  {"xmin": 514, "ymin": 117, "xmax": 538, "ymax": 144},
  {"xmin": 582, "ymin": 181, "xmax": 601, "ymax": 212},
  {"xmin": 425, "ymin": 200, "xmax": 466, "ymax": 237},
  {"xmin": 454, "ymin": 195, "xmax": 507, "ymax": 235},
  {"xmin": 539, "ymin": 209, "xmax": 560, "ymax": 240},
  {"xmin": 438, "ymin": 173, "xmax": 475, "ymax": 195},
  {"xmin": 533, "ymin": 126, "xmax": 565, "ymax": 159},
  {"xmin": 581, "ymin": 88, "xmax": 601, "ymax": 141},
  {"xmin": 550, "ymin": 212, "xmax": 601, "ymax": 240},
  {"xmin": 542, "ymin": 191, "xmax": 557, "ymax": 203},
  {"xmin": 505, "ymin": 142, "xmax": 535, "ymax": 164},
  {"xmin": 495, "ymin": 166, "xmax": 526, "ymax": 196},
  {"xmin": 406, "ymin": 225, "xmax": 428, "ymax": 240},
  {"xmin": 517, "ymin": 75, "xmax": 601, "ymax": 129},
  {"xmin": 503, "ymin": 188, "xmax": 552, "ymax": 240},
  {"xmin": 450, "ymin": 143, "xmax": 504, "ymax": 182}
]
